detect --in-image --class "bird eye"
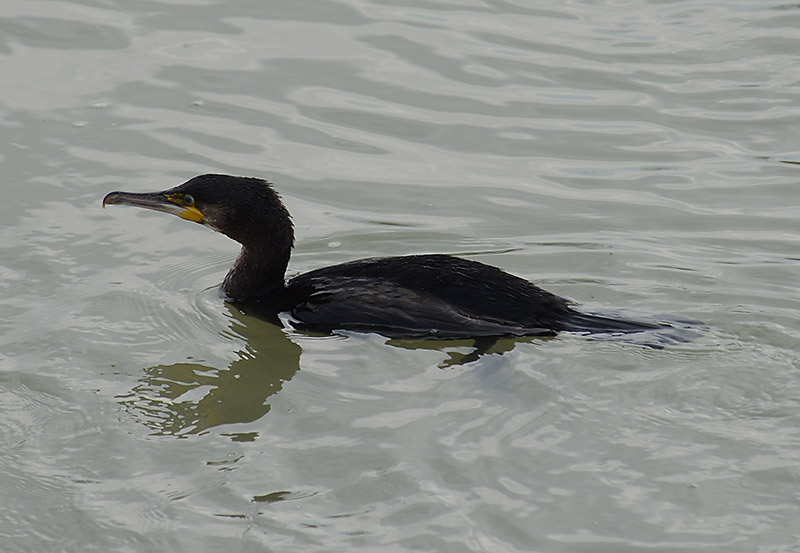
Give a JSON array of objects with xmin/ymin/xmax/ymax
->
[{"xmin": 184, "ymin": 194, "xmax": 195, "ymax": 206}]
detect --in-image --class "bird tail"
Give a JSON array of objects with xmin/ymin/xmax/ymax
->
[{"xmin": 558, "ymin": 310, "xmax": 704, "ymax": 348}]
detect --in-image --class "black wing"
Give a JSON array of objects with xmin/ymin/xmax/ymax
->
[{"xmin": 285, "ymin": 276, "xmax": 555, "ymax": 339}]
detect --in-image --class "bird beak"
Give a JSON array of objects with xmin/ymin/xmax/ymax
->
[{"xmin": 102, "ymin": 191, "xmax": 204, "ymax": 223}]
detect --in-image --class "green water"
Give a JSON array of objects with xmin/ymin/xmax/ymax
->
[{"xmin": 1, "ymin": 1, "xmax": 799, "ymax": 551}]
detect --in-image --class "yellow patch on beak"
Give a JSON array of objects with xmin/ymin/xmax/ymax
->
[{"xmin": 178, "ymin": 205, "xmax": 204, "ymax": 222}]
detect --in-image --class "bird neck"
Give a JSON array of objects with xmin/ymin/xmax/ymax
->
[{"xmin": 222, "ymin": 244, "xmax": 290, "ymax": 301}]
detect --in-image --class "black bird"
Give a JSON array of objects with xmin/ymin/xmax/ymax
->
[{"xmin": 103, "ymin": 174, "xmax": 690, "ymax": 341}]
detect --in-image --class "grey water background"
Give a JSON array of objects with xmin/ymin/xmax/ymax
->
[{"xmin": 1, "ymin": 0, "xmax": 799, "ymax": 551}]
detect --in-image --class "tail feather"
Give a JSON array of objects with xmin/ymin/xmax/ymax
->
[{"xmin": 558, "ymin": 310, "xmax": 704, "ymax": 348}]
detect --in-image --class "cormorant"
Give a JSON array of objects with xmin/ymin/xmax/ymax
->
[{"xmin": 103, "ymin": 174, "xmax": 687, "ymax": 341}]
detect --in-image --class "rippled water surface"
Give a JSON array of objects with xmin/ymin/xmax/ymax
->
[{"xmin": 2, "ymin": 0, "xmax": 800, "ymax": 551}]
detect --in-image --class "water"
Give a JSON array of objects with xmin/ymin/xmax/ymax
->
[{"xmin": 2, "ymin": 0, "xmax": 799, "ymax": 551}]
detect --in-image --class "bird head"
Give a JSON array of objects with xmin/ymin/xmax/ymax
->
[{"xmin": 103, "ymin": 174, "xmax": 293, "ymax": 248}]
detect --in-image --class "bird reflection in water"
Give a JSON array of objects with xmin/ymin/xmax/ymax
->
[
  {"xmin": 116, "ymin": 304, "xmax": 301, "ymax": 437},
  {"xmin": 115, "ymin": 303, "xmax": 544, "ymax": 436}
]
